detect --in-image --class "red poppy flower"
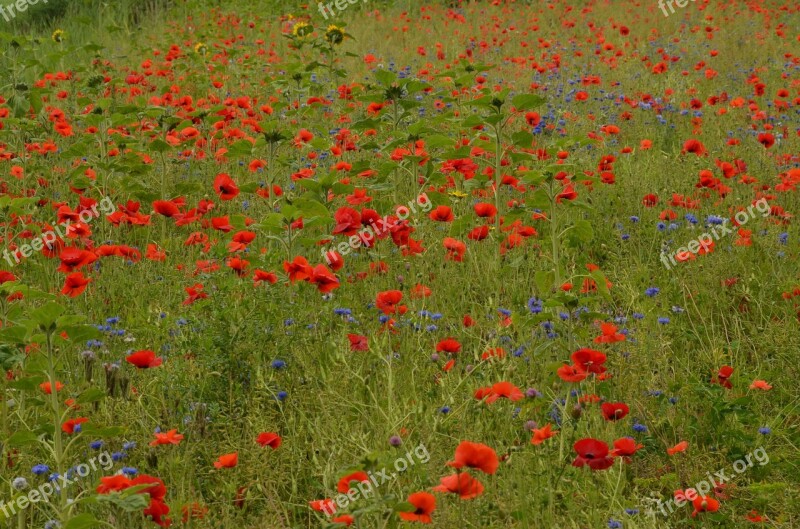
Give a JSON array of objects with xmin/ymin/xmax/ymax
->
[
  {"xmin": 310, "ymin": 264, "xmax": 340, "ymax": 293},
  {"xmin": 530, "ymin": 424, "xmax": 558, "ymax": 446},
  {"xmin": 484, "ymin": 381, "xmax": 524, "ymax": 403},
  {"xmin": 691, "ymin": 495, "xmax": 720, "ymax": 517},
  {"xmin": 97, "ymin": 475, "xmax": 133, "ymax": 494},
  {"xmin": 348, "ymin": 334, "xmax": 368, "ymax": 351},
  {"xmin": 557, "ymin": 364, "xmax": 588, "ymax": 383},
  {"xmin": 283, "ymin": 256, "xmax": 313, "ymax": 283},
  {"xmin": 398, "ymin": 492, "xmax": 435, "ymax": 523},
  {"xmin": 667, "ymin": 441, "xmax": 689, "ymax": 456},
  {"xmin": 39, "ymin": 381, "xmax": 64, "ymax": 394},
  {"xmin": 376, "ymin": 290, "xmax": 405, "ymax": 314},
  {"xmin": 213, "ymin": 452, "xmax": 238, "ymax": 469},
  {"xmin": 610, "ymin": 437, "xmax": 643, "ymax": 459},
  {"xmin": 594, "ymin": 322, "xmax": 625, "ymax": 343},
  {"xmin": 570, "ymin": 348, "xmax": 607, "ymax": 374},
  {"xmin": 256, "ymin": 432, "xmax": 282, "ymax": 449},
  {"xmin": 572, "ymin": 438, "xmax": 614, "ymax": 470},
  {"xmin": 432, "ymin": 473, "xmax": 484, "ymax": 499},
  {"xmin": 600, "ymin": 402, "xmax": 630, "ymax": 421},
  {"xmin": 213, "ymin": 173, "xmax": 240, "ymax": 200},
  {"xmin": 447, "ymin": 441, "xmax": 498, "ymax": 475},
  {"xmin": 473, "ymin": 202, "xmax": 497, "ymax": 218},
  {"xmin": 62, "ymin": 417, "xmax": 89, "ymax": 434},
  {"xmin": 429, "ymin": 205, "xmax": 454, "ymax": 222},
  {"xmin": 149, "ymin": 429, "xmax": 184, "ymax": 447},
  {"xmin": 61, "ymin": 272, "xmax": 91, "ymax": 297},
  {"xmin": 436, "ymin": 338, "xmax": 461, "ymax": 354},
  {"xmin": 713, "ymin": 365, "xmax": 734, "ymax": 388},
  {"xmin": 337, "ymin": 471, "xmax": 370, "ymax": 494},
  {"xmin": 126, "ymin": 350, "xmax": 163, "ymax": 369}
]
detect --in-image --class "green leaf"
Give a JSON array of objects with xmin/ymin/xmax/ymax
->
[
  {"xmin": 512, "ymin": 93, "xmax": 546, "ymax": 111},
  {"xmin": 566, "ymin": 220, "xmax": 594, "ymax": 247},
  {"xmin": 64, "ymin": 513, "xmax": 102, "ymax": 529},
  {"xmin": 6, "ymin": 430, "xmax": 40, "ymax": 447},
  {"xmin": 31, "ymin": 301, "xmax": 65, "ymax": 331},
  {"xmin": 148, "ymin": 139, "xmax": 172, "ymax": 153},
  {"xmin": 77, "ymin": 387, "xmax": 106, "ymax": 404},
  {"xmin": 374, "ymin": 69, "xmax": 397, "ymax": 87}
]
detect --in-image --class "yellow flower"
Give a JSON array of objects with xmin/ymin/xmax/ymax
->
[
  {"xmin": 449, "ymin": 191, "xmax": 468, "ymax": 198},
  {"xmin": 324, "ymin": 25, "xmax": 346, "ymax": 46},
  {"xmin": 194, "ymin": 42, "xmax": 208, "ymax": 56},
  {"xmin": 51, "ymin": 29, "xmax": 65, "ymax": 43},
  {"xmin": 292, "ymin": 22, "xmax": 313, "ymax": 39}
]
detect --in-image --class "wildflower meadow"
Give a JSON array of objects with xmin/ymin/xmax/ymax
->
[{"xmin": 0, "ymin": 0, "xmax": 798, "ymax": 527}]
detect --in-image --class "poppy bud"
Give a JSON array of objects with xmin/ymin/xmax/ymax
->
[{"xmin": 570, "ymin": 404, "xmax": 583, "ymax": 419}]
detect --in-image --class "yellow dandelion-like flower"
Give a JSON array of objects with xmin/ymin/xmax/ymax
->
[
  {"xmin": 194, "ymin": 42, "xmax": 208, "ymax": 56},
  {"xmin": 51, "ymin": 29, "xmax": 65, "ymax": 43},
  {"xmin": 449, "ymin": 191, "xmax": 468, "ymax": 198}
]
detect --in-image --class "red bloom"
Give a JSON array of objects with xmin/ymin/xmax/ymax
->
[
  {"xmin": 713, "ymin": 365, "xmax": 734, "ymax": 389},
  {"xmin": 446, "ymin": 441, "xmax": 498, "ymax": 475},
  {"xmin": 436, "ymin": 338, "xmax": 461, "ymax": 354},
  {"xmin": 61, "ymin": 272, "xmax": 91, "ymax": 297},
  {"xmin": 530, "ymin": 424, "xmax": 558, "ymax": 446},
  {"xmin": 62, "ymin": 417, "xmax": 89, "ymax": 434},
  {"xmin": 283, "ymin": 256, "xmax": 313, "ymax": 283},
  {"xmin": 557, "ymin": 364, "xmax": 587, "ymax": 383},
  {"xmin": 570, "ymin": 348, "xmax": 607, "ymax": 374},
  {"xmin": 691, "ymin": 495, "xmax": 720, "ymax": 517},
  {"xmin": 347, "ymin": 333, "xmax": 369, "ymax": 351},
  {"xmin": 376, "ymin": 290, "xmax": 405, "ymax": 314},
  {"xmin": 256, "ymin": 432, "xmax": 282, "ymax": 449},
  {"xmin": 310, "ymin": 264, "xmax": 340, "ymax": 293},
  {"xmin": 610, "ymin": 437, "xmax": 643, "ymax": 459},
  {"xmin": 398, "ymin": 492, "xmax": 435, "ymax": 524},
  {"xmin": 594, "ymin": 322, "xmax": 625, "ymax": 343},
  {"xmin": 213, "ymin": 452, "xmax": 238, "ymax": 469},
  {"xmin": 150, "ymin": 429, "xmax": 184, "ymax": 447},
  {"xmin": 337, "ymin": 471, "xmax": 370, "ymax": 494},
  {"xmin": 432, "ymin": 473, "xmax": 484, "ymax": 499},
  {"xmin": 484, "ymin": 381, "xmax": 524, "ymax": 404},
  {"xmin": 572, "ymin": 438, "xmax": 614, "ymax": 470},
  {"xmin": 600, "ymin": 402, "xmax": 630, "ymax": 421},
  {"xmin": 213, "ymin": 173, "xmax": 240, "ymax": 200},
  {"xmin": 126, "ymin": 350, "xmax": 163, "ymax": 369},
  {"xmin": 429, "ymin": 205, "xmax": 454, "ymax": 222}
]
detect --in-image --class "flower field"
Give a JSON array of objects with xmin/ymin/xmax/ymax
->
[{"xmin": 0, "ymin": 0, "xmax": 799, "ymax": 527}]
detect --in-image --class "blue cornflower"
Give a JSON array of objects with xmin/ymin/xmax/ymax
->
[
  {"xmin": 32, "ymin": 464, "xmax": 50, "ymax": 476},
  {"xmin": 758, "ymin": 427, "xmax": 771, "ymax": 435},
  {"xmin": 271, "ymin": 360, "xmax": 286, "ymax": 369},
  {"xmin": 645, "ymin": 287, "xmax": 660, "ymax": 297},
  {"xmin": 632, "ymin": 422, "xmax": 647, "ymax": 433},
  {"xmin": 276, "ymin": 391, "xmax": 288, "ymax": 401},
  {"xmin": 527, "ymin": 297, "xmax": 543, "ymax": 314},
  {"xmin": 608, "ymin": 520, "xmax": 622, "ymax": 529},
  {"xmin": 657, "ymin": 317, "xmax": 670, "ymax": 325},
  {"xmin": 89, "ymin": 440, "xmax": 104, "ymax": 450},
  {"xmin": 121, "ymin": 467, "xmax": 138, "ymax": 476}
]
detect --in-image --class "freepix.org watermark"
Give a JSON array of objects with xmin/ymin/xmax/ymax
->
[
  {"xmin": 0, "ymin": 451, "xmax": 114, "ymax": 518},
  {"xmin": 317, "ymin": 0, "xmax": 368, "ymax": 20},
  {"xmin": 2, "ymin": 196, "xmax": 115, "ymax": 268},
  {"xmin": 321, "ymin": 193, "xmax": 432, "ymax": 265},
  {"xmin": 651, "ymin": 446, "xmax": 769, "ymax": 517},
  {"xmin": 321, "ymin": 443, "xmax": 430, "ymax": 517},
  {"xmin": 0, "ymin": 0, "xmax": 47, "ymax": 23},
  {"xmin": 658, "ymin": 0, "xmax": 695, "ymax": 17},
  {"xmin": 660, "ymin": 198, "xmax": 770, "ymax": 270}
]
